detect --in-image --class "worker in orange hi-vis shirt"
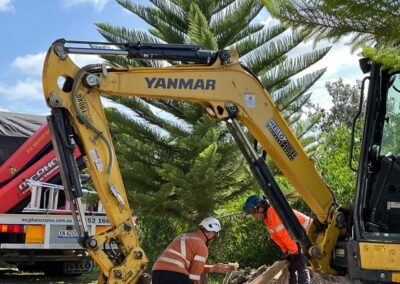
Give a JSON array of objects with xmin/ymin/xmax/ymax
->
[
  {"xmin": 152, "ymin": 217, "xmax": 237, "ymax": 284},
  {"xmin": 243, "ymin": 195, "xmax": 311, "ymax": 284}
]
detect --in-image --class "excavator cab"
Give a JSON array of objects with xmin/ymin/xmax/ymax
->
[
  {"xmin": 356, "ymin": 65, "xmax": 400, "ymax": 236},
  {"xmin": 345, "ymin": 62, "xmax": 400, "ymax": 281},
  {"xmin": 359, "ymin": 68, "xmax": 400, "ymax": 235}
]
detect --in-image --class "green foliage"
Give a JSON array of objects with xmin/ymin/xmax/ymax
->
[
  {"xmin": 186, "ymin": 3, "xmax": 218, "ymax": 49},
  {"xmin": 313, "ymin": 79, "xmax": 365, "ymax": 208},
  {"xmin": 262, "ymin": 0, "xmax": 400, "ymax": 47},
  {"xmin": 315, "ymin": 126, "xmax": 358, "ymax": 208},
  {"xmin": 262, "ymin": 0, "xmax": 400, "ymax": 70},
  {"xmin": 321, "ymin": 78, "xmax": 363, "ymax": 130},
  {"xmin": 363, "ymin": 47, "xmax": 400, "ymax": 72}
]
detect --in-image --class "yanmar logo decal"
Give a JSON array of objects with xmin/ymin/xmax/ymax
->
[
  {"xmin": 267, "ymin": 120, "xmax": 298, "ymax": 161},
  {"xmin": 145, "ymin": 77, "xmax": 216, "ymax": 90}
]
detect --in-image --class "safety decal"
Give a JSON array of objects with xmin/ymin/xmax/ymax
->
[
  {"xmin": 266, "ymin": 119, "xmax": 298, "ymax": 161},
  {"xmin": 90, "ymin": 149, "xmax": 104, "ymax": 172},
  {"xmin": 9, "ymin": 167, "xmax": 18, "ymax": 175},
  {"xmin": 245, "ymin": 93, "xmax": 256, "ymax": 108}
]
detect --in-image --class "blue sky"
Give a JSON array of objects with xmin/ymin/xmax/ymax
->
[{"xmin": 0, "ymin": 0, "xmax": 364, "ymax": 115}]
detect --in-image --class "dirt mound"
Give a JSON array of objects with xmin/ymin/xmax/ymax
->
[{"xmin": 227, "ymin": 264, "xmax": 360, "ymax": 284}]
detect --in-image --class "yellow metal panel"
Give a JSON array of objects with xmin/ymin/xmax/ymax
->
[
  {"xmin": 392, "ymin": 272, "xmax": 400, "ymax": 283},
  {"xmin": 25, "ymin": 225, "xmax": 45, "ymax": 244},
  {"xmin": 95, "ymin": 226, "xmax": 109, "ymax": 234},
  {"xmin": 360, "ymin": 242, "xmax": 400, "ymax": 271}
]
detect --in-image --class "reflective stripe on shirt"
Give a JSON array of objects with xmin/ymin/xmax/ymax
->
[
  {"xmin": 167, "ymin": 248, "xmax": 190, "ymax": 266},
  {"xmin": 189, "ymin": 274, "xmax": 201, "ymax": 280},
  {"xmin": 267, "ymin": 209, "xmax": 311, "ymax": 234},
  {"xmin": 273, "ymin": 224, "xmax": 285, "ymax": 234},
  {"xmin": 181, "ymin": 235, "xmax": 187, "ymax": 263},
  {"xmin": 158, "ymin": 256, "xmax": 185, "ymax": 269},
  {"xmin": 186, "ymin": 236, "xmax": 202, "ymax": 240},
  {"xmin": 194, "ymin": 255, "xmax": 206, "ymax": 262}
]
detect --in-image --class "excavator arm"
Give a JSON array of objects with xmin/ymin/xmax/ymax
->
[{"xmin": 42, "ymin": 39, "xmax": 341, "ymax": 282}]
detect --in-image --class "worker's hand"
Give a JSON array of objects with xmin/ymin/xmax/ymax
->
[
  {"xmin": 280, "ymin": 251, "xmax": 290, "ymax": 260},
  {"xmin": 211, "ymin": 263, "xmax": 239, "ymax": 273},
  {"xmin": 289, "ymin": 253, "xmax": 307, "ymax": 269}
]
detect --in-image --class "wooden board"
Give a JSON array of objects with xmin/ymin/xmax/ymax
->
[{"xmin": 247, "ymin": 260, "xmax": 289, "ymax": 284}]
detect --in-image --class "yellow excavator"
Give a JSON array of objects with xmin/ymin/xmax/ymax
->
[{"xmin": 42, "ymin": 39, "xmax": 400, "ymax": 283}]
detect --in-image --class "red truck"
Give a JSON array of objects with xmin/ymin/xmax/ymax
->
[{"xmin": 0, "ymin": 111, "xmax": 108, "ymax": 276}]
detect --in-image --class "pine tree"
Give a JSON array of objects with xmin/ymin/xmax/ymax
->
[
  {"xmin": 263, "ymin": 0, "xmax": 400, "ymax": 71},
  {"xmin": 97, "ymin": 0, "xmax": 329, "ymax": 225}
]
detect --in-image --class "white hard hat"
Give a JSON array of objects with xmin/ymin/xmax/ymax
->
[{"xmin": 199, "ymin": 217, "xmax": 221, "ymax": 233}]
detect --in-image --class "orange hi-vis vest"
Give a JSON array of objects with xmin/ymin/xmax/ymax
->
[
  {"xmin": 264, "ymin": 207, "xmax": 311, "ymax": 254},
  {"xmin": 152, "ymin": 232, "xmax": 208, "ymax": 283}
]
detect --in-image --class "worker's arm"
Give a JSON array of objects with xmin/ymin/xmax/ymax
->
[
  {"xmin": 188, "ymin": 245, "xmax": 209, "ymax": 283},
  {"xmin": 204, "ymin": 263, "xmax": 239, "ymax": 273}
]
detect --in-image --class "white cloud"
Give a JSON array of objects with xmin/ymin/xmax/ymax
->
[
  {"xmin": 13, "ymin": 52, "xmax": 46, "ymax": 76},
  {"xmin": 298, "ymin": 41, "xmax": 361, "ymax": 77},
  {"xmin": 0, "ymin": 78, "xmax": 43, "ymax": 101},
  {"xmin": 0, "ymin": 106, "xmax": 9, "ymax": 112},
  {"xmin": 0, "ymin": 0, "xmax": 15, "ymax": 12},
  {"xmin": 63, "ymin": 0, "xmax": 108, "ymax": 12},
  {"xmin": 12, "ymin": 51, "xmax": 104, "ymax": 76},
  {"xmin": 70, "ymin": 54, "xmax": 104, "ymax": 67},
  {"xmin": 260, "ymin": 15, "xmax": 280, "ymax": 27},
  {"xmin": 286, "ymin": 36, "xmax": 364, "ymax": 111}
]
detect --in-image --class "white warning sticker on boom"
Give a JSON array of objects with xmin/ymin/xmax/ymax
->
[
  {"xmin": 245, "ymin": 93, "xmax": 256, "ymax": 108},
  {"xmin": 90, "ymin": 149, "xmax": 105, "ymax": 172}
]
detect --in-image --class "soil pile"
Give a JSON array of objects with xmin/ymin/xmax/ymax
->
[{"xmin": 227, "ymin": 265, "xmax": 361, "ymax": 284}]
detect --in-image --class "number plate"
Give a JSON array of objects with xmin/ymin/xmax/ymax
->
[
  {"xmin": 63, "ymin": 260, "xmax": 93, "ymax": 274},
  {"xmin": 57, "ymin": 229, "xmax": 78, "ymax": 238}
]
